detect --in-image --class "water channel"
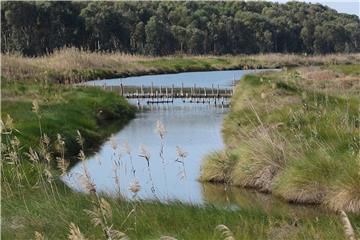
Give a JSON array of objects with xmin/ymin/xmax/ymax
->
[{"xmin": 63, "ymin": 69, "xmax": 323, "ymax": 216}]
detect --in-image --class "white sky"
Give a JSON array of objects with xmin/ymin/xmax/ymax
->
[{"xmin": 272, "ymin": 0, "xmax": 360, "ymax": 16}]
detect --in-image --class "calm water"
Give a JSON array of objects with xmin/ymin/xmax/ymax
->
[
  {"xmin": 64, "ymin": 69, "xmax": 323, "ymax": 214},
  {"xmin": 86, "ymin": 69, "xmax": 266, "ymax": 88},
  {"xmin": 64, "ymin": 99, "xmax": 227, "ymax": 203}
]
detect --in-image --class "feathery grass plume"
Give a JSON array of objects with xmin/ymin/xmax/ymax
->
[
  {"xmin": 85, "ymin": 197, "xmax": 128, "ymax": 240},
  {"xmin": 139, "ymin": 144, "xmax": 156, "ymax": 194},
  {"xmin": 156, "ymin": 120, "xmax": 166, "ymax": 139},
  {"xmin": 139, "ymin": 144, "xmax": 150, "ymax": 167},
  {"xmin": 175, "ymin": 146, "xmax": 188, "ymax": 180},
  {"xmin": 57, "ymin": 157, "xmax": 69, "ymax": 176},
  {"xmin": 338, "ymin": 210, "xmax": 357, "ymax": 240},
  {"xmin": 3, "ymin": 114, "xmax": 14, "ymax": 133},
  {"xmin": 156, "ymin": 120, "xmax": 168, "ymax": 196},
  {"xmin": 27, "ymin": 147, "xmax": 40, "ymax": 164},
  {"xmin": 99, "ymin": 198, "xmax": 112, "ymax": 219},
  {"xmin": 68, "ymin": 222, "xmax": 87, "ymax": 240},
  {"xmin": 40, "ymin": 133, "xmax": 51, "ymax": 164},
  {"xmin": 112, "ymin": 161, "xmax": 121, "ymax": 195},
  {"xmin": 123, "ymin": 140, "xmax": 135, "ymax": 177},
  {"xmin": 215, "ymin": 224, "xmax": 235, "ymax": 240},
  {"xmin": 176, "ymin": 146, "xmax": 187, "ymax": 159},
  {"xmin": 41, "ymin": 133, "xmax": 50, "ymax": 147},
  {"xmin": 55, "ymin": 133, "xmax": 65, "ymax": 153},
  {"xmin": 76, "ymin": 130, "xmax": 84, "ymax": 148},
  {"xmin": 34, "ymin": 231, "xmax": 45, "ymax": 240},
  {"xmin": 110, "ymin": 134, "xmax": 118, "ymax": 150},
  {"xmin": 77, "ymin": 173, "xmax": 96, "ymax": 194},
  {"xmin": 129, "ymin": 179, "xmax": 141, "ymax": 197},
  {"xmin": 105, "ymin": 226, "xmax": 128, "ymax": 240},
  {"xmin": 44, "ymin": 168, "xmax": 54, "ymax": 184},
  {"xmin": 6, "ymin": 151, "xmax": 19, "ymax": 165},
  {"xmin": 78, "ymin": 150, "xmax": 86, "ymax": 162},
  {"xmin": 32, "ymin": 100, "xmax": 40, "ymax": 114}
]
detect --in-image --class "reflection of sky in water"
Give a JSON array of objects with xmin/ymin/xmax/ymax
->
[
  {"xmin": 86, "ymin": 69, "xmax": 267, "ymax": 88},
  {"xmin": 63, "ymin": 99, "xmax": 228, "ymax": 204},
  {"xmin": 64, "ymin": 69, "xmax": 327, "ymax": 216}
]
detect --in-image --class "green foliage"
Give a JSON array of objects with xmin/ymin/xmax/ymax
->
[{"xmin": 2, "ymin": 1, "xmax": 359, "ymax": 56}]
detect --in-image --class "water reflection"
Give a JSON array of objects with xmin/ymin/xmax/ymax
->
[
  {"xmin": 64, "ymin": 99, "xmax": 228, "ymax": 204},
  {"xmin": 201, "ymin": 183, "xmax": 327, "ymax": 217},
  {"xmin": 65, "ymin": 69, "xmax": 322, "ymax": 214}
]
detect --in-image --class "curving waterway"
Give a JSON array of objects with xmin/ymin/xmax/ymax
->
[{"xmin": 63, "ymin": 69, "xmax": 323, "ymax": 215}]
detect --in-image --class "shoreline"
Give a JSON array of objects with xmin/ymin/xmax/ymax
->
[{"xmin": 200, "ymin": 64, "xmax": 360, "ymax": 213}]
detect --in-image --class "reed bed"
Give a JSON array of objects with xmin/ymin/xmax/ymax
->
[{"xmin": 2, "ymin": 48, "xmax": 360, "ymax": 84}]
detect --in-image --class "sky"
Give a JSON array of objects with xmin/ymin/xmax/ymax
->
[{"xmin": 273, "ymin": 0, "xmax": 360, "ymax": 16}]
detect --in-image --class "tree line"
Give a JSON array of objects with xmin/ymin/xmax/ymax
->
[{"xmin": 2, "ymin": 1, "xmax": 359, "ymax": 56}]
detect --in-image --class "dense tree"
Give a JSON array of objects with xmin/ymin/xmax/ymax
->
[{"xmin": 1, "ymin": 1, "xmax": 359, "ymax": 56}]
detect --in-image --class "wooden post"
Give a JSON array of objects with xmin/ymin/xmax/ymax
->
[
  {"xmin": 151, "ymin": 82, "xmax": 154, "ymax": 97},
  {"xmin": 120, "ymin": 83, "xmax": 124, "ymax": 96},
  {"xmin": 171, "ymin": 84, "xmax": 174, "ymax": 97},
  {"xmin": 181, "ymin": 83, "xmax": 184, "ymax": 96}
]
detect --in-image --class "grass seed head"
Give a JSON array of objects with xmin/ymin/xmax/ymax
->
[
  {"xmin": 34, "ymin": 231, "xmax": 45, "ymax": 240},
  {"xmin": 215, "ymin": 224, "xmax": 235, "ymax": 240},
  {"xmin": 129, "ymin": 180, "xmax": 141, "ymax": 195},
  {"xmin": 68, "ymin": 222, "xmax": 87, "ymax": 240},
  {"xmin": 32, "ymin": 100, "xmax": 40, "ymax": 114},
  {"xmin": 156, "ymin": 120, "xmax": 166, "ymax": 139},
  {"xmin": 176, "ymin": 146, "xmax": 187, "ymax": 159},
  {"xmin": 139, "ymin": 144, "xmax": 150, "ymax": 161}
]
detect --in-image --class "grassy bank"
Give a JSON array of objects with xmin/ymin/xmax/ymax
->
[
  {"xmin": 2, "ymin": 54, "xmax": 360, "ymax": 239},
  {"xmin": 200, "ymin": 64, "xmax": 360, "ymax": 215},
  {"xmin": 2, "ymin": 48, "xmax": 360, "ymax": 84},
  {"xmin": 2, "ymin": 112, "xmax": 357, "ymax": 239},
  {"xmin": 1, "ymin": 82, "xmax": 135, "ymax": 162}
]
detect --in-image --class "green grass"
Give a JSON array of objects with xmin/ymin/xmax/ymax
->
[
  {"xmin": 2, "ymin": 61, "xmax": 360, "ymax": 239},
  {"xmin": 201, "ymin": 64, "xmax": 360, "ymax": 215},
  {"xmin": 1, "ymin": 82, "xmax": 135, "ymax": 162},
  {"xmin": 2, "ymin": 180, "xmax": 354, "ymax": 240}
]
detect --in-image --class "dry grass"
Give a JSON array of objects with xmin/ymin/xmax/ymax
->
[
  {"xmin": 297, "ymin": 67, "xmax": 360, "ymax": 97},
  {"xmin": 327, "ymin": 154, "xmax": 360, "ymax": 213},
  {"xmin": 201, "ymin": 64, "xmax": 360, "ymax": 214},
  {"xmin": 231, "ymin": 128, "xmax": 290, "ymax": 193},
  {"xmin": 2, "ymin": 48, "xmax": 360, "ymax": 84}
]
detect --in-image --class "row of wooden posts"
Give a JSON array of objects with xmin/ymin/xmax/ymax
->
[{"xmin": 97, "ymin": 82, "xmax": 234, "ymax": 99}]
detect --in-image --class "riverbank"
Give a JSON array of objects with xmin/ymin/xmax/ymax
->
[
  {"xmin": 2, "ymin": 48, "xmax": 360, "ymax": 84},
  {"xmin": 2, "ymin": 59, "xmax": 359, "ymax": 239},
  {"xmin": 1, "ymin": 81, "xmax": 135, "ymax": 162},
  {"xmin": 201, "ymin": 64, "xmax": 360, "ymax": 215}
]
